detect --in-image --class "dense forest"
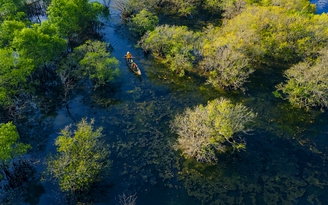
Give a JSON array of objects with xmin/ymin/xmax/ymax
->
[{"xmin": 0, "ymin": 0, "xmax": 328, "ymax": 204}]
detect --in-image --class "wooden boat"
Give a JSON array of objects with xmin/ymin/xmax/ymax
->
[{"xmin": 125, "ymin": 58, "xmax": 141, "ymax": 76}]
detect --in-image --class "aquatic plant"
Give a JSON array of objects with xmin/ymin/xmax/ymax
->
[
  {"xmin": 103, "ymin": 84, "xmax": 207, "ymax": 195},
  {"xmin": 177, "ymin": 131, "xmax": 326, "ymax": 205},
  {"xmin": 139, "ymin": 25, "xmax": 200, "ymax": 76},
  {"xmin": 171, "ymin": 98, "xmax": 256, "ymax": 164},
  {"xmin": 0, "ymin": 122, "xmax": 31, "ymax": 174},
  {"xmin": 276, "ymin": 48, "xmax": 328, "ymax": 110},
  {"xmin": 199, "ymin": 40, "xmax": 253, "ymax": 90},
  {"xmin": 119, "ymin": 193, "xmax": 137, "ymax": 205},
  {"xmin": 47, "ymin": 118, "xmax": 111, "ymax": 195},
  {"xmin": 47, "ymin": 0, "xmax": 104, "ymax": 40},
  {"xmin": 129, "ymin": 9, "xmax": 158, "ymax": 36},
  {"xmin": 58, "ymin": 40, "xmax": 120, "ymax": 90}
]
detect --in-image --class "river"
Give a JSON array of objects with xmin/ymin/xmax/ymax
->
[{"xmin": 2, "ymin": 0, "xmax": 328, "ymax": 205}]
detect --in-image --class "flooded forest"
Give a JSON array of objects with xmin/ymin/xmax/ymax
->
[{"xmin": 1, "ymin": 0, "xmax": 328, "ymax": 204}]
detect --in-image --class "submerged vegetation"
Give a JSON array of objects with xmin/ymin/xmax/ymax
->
[{"xmin": 1, "ymin": 0, "xmax": 328, "ymax": 204}]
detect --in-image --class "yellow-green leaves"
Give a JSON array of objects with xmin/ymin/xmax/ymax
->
[
  {"xmin": 0, "ymin": 122, "xmax": 31, "ymax": 164},
  {"xmin": 276, "ymin": 48, "xmax": 328, "ymax": 109},
  {"xmin": 139, "ymin": 25, "xmax": 199, "ymax": 75},
  {"xmin": 171, "ymin": 98, "xmax": 255, "ymax": 164},
  {"xmin": 47, "ymin": 119, "xmax": 111, "ymax": 194},
  {"xmin": 0, "ymin": 20, "xmax": 25, "ymax": 47}
]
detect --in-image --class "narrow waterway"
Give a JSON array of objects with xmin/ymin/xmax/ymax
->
[
  {"xmin": 3, "ymin": 1, "xmax": 328, "ymax": 204},
  {"xmin": 35, "ymin": 5, "xmax": 221, "ymax": 205}
]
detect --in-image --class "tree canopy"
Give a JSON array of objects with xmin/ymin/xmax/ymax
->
[
  {"xmin": 59, "ymin": 40, "xmax": 119, "ymax": 89},
  {"xmin": 130, "ymin": 9, "xmax": 158, "ymax": 36},
  {"xmin": 0, "ymin": 122, "xmax": 31, "ymax": 164},
  {"xmin": 13, "ymin": 21, "xmax": 67, "ymax": 68},
  {"xmin": 47, "ymin": 0, "xmax": 103, "ymax": 39},
  {"xmin": 139, "ymin": 25, "xmax": 200, "ymax": 76},
  {"xmin": 276, "ymin": 48, "xmax": 328, "ymax": 109},
  {"xmin": 0, "ymin": 20, "xmax": 25, "ymax": 47},
  {"xmin": 0, "ymin": 48, "xmax": 34, "ymax": 107},
  {"xmin": 171, "ymin": 98, "xmax": 256, "ymax": 164},
  {"xmin": 0, "ymin": 0, "xmax": 27, "ymax": 22},
  {"xmin": 139, "ymin": 5, "xmax": 328, "ymax": 91},
  {"xmin": 47, "ymin": 119, "xmax": 111, "ymax": 194}
]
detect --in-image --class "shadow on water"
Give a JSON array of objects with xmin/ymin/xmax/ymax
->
[{"xmin": 1, "ymin": 160, "xmax": 45, "ymax": 205}]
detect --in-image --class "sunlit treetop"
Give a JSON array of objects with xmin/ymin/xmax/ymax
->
[
  {"xmin": 0, "ymin": 0, "xmax": 28, "ymax": 22},
  {"xmin": 0, "ymin": 122, "xmax": 31, "ymax": 164}
]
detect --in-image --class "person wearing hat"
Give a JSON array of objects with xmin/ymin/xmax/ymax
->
[{"xmin": 125, "ymin": 51, "xmax": 132, "ymax": 63}]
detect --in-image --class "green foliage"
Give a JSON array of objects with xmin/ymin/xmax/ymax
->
[
  {"xmin": 200, "ymin": 26, "xmax": 253, "ymax": 89},
  {"xmin": 47, "ymin": 119, "xmax": 111, "ymax": 194},
  {"xmin": 140, "ymin": 6, "xmax": 328, "ymax": 90},
  {"xmin": 130, "ymin": 9, "xmax": 158, "ymax": 36},
  {"xmin": 0, "ymin": 122, "xmax": 31, "ymax": 164},
  {"xmin": 171, "ymin": 98, "xmax": 256, "ymax": 164},
  {"xmin": 203, "ymin": 0, "xmax": 221, "ymax": 11},
  {"xmin": 47, "ymin": 0, "xmax": 104, "ymax": 38},
  {"xmin": 168, "ymin": 0, "xmax": 201, "ymax": 16},
  {"xmin": 113, "ymin": 0, "xmax": 211, "ymax": 18},
  {"xmin": 0, "ymin": 48, "xmax": 34, "ymax": 107},
  {"xmin": 12, "ymin": 21, "xmax": 67, "ymax": 68},
  {"xmin": 139, "ymin": 25, "xmax": 199, "ymax": 75},
  {"xmin": 272, "ymin": 90, "xmax": 282, "ymax": 98},
  {"xmin": 276, "ymin": 48, "xmax": 328, "ymax": 109},
  {"xmin": 58, "ymin": 40, "xmax": 120, "ymax": 91},
  {"xmin": 251, "ymin": 0, "xmax": 316, "ymax": 13},
  {"xmin": 74, "ymin": 40, "xmax": 119, "ymax": 88},
  {"xmin": 112, "ymin": 0, "xmax": 160, "ymax": 17},
  {"xmin": 215, "ymin": 6, "xmax": 328, "ymax": 64},
  {"xmin": 0, "ymin": 20, "xmax": 25, "ymax": 47},
  {"xmin": 220, "ymin": 0, "xmax": 246, "ymax": 19},
  {"xmin": 0, "ymin": 0, "xmax": 27, "ymax": 22}
]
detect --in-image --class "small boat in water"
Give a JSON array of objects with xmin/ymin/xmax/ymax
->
[{"xmin": 125, "ymin": 58, "xmax": 141, "ymax": 76}]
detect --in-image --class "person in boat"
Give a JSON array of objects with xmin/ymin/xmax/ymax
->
[{"xmin": 125, "ymin": 51, "xmax": 133, "ymax": 63}]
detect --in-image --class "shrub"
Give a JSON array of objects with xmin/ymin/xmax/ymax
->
[
  {"xmin": 170, "ymin": 98, "xmax": 256, "ymax": 164},
  {"xmin": 59, "ymin": 40, "xmax": 119, "ymax": 89},
  {"xmin": 130, "ymin": 9, "xmax": 158, "ymax": 36},
  {"xmin": 276, "ymin": 48, "xmax": 328, "ymax": 109},
  {"xmin": 47, "ymin": 119, "xmax": 111, "ymax": 194},
  {"xmin": 139, "ymin": 25, "xmax": 199, "ymax": 75},
  {"xmin": 0, "ymin": 122, "xmax": 31, "ymax": 164},
  {"xmin": 0, "ymin": 122, "xmax": 31, "ymax": 179},
  {"xmin": 199, "ymin": 38, "xmax": 253, "ymax": 90}
]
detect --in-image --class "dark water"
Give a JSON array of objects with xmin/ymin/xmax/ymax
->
[{"xmin": 2, "ymin": 1, "xmax": 328, "ymax": 205}]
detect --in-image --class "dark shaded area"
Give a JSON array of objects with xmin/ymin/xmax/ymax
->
[{"xmin": 1, "ymin": 160, "xmax": 45, "ymax": 205}]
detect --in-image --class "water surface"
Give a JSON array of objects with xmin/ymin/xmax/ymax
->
[{"xmin": 3, "ymin": 1, "xmax": 328, "ymax": 204}]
